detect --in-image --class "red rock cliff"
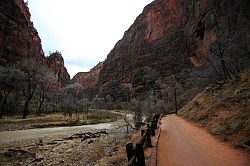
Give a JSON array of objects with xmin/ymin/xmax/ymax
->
[
  {"xmin": 98, "ymin": 0, "xmax": 250, "ymax": 104},
  {"xmin": 0, "ymin": 0, "xmax": 45, "ymax": 65},
  {"xmin": 47, "ymin": 51, "xmax": 70, "ymax": 87},
  {"xmin": 71, "ymin": 62, "xmax": 103, "ymax": 88},
  {"xmin": 0, "ymin": 0, "xmax": 70, "ymax": 87},
  {"xmin": 15, "ymin": 0, "xmax": 31, "ymax": 21}
]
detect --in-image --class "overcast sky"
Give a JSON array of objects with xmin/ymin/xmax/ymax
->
[{"xmin": 28, "ymin": 0, "xmax": 153, "ymax": 78}]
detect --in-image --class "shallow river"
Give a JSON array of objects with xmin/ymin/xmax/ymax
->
[{"xmin": 0, "ymin": 123, "xmax": 113, "ymax": 144}]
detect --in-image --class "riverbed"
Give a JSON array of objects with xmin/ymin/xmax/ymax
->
[
  {"xmin": 0, "ymin": 114, "xmax": 136, "ymax": 166},
  {"xmin": 0, "ymin": 122, "xmax": 113, "ymax": 144}
]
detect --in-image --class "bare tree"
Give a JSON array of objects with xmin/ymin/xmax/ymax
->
[
  {"xmin": 78, "ymin": 98, "xmax": 90, "ymax": 118},
  {"xmin": 208, "ymin": 39, "xmax": 249, "ymax": 81},
  {"xmin": 105, "ymin": 94, "xmax": 113, "ymax": 110},
  {"xmin": 20, "ymin": 59, "xmax": 44, "ymax": 118},
  {"xmin": 36, "ymin": 68, "xmax": 56, "ymax": 115},
  {"xmin": 92, "ymin": 97, "xmax": 106, "ymax": 110},
  {"xmin": 64, "ymin": 83, "xmax": 82, "ymax": 117},
  {"xmin": 130, "ymin": 98, "xmax": 143, "ymax": 130},
  {"xmin": 143, "ymin": 67, "xmax": 160, "ymax": 104},
  {"xmin": 49, "ymin": 91, "xmax": 62, "ymax": 114},
  {"xmin": 160, "ymin": 74, "xmax": 180, "ymax": 114},
  {"xmin": 0, "ymin": 67, "xmax": 10, "ymax": 117},
  {"xmin": 123, "ymin": 112, "xmax": 135, "ymax": 131},
  {"xmin": 0, "ymin": 67, "xmax": 20, "ymax": 118},
  {"xmin": 61, "ymin": 94, "xmax": 74, "ymax": 117},
  {"xmin": 209, "ymin": 41, "xmax": 232, "ymax": 80}
]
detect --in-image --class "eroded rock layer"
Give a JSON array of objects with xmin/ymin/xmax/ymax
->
[{"xmin": 98, "ymin": 0, "xmax": 250, "ymax": 105}]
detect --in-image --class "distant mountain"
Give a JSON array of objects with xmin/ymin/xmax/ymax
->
[
  {"xmin": 71, "ymin": 62, "xmax": 103, "ymax": 89},
  {"xmin": 68, "ymin": 62, "xmax": 103, "ymax": 99}
]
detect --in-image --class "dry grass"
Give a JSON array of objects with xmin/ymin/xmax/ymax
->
[
  {"xmin": 179, "ymin": 69, "xmax": 250, "ymax": 146},
  {"xmin": 95, "ymin": 131, "xmax": 141, "ymax": 166},
  {"xmin": 0, "ymin": 113, "xmax": 65, "ymax": 122},
  {"xmin": 0, "ymin": 110, "xmax": 121, "ymax": 131}
]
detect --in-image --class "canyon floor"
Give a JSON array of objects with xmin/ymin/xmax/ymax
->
[{"xmin": 0, "ymin": 112, "xmax": 138, "ymax": 166}]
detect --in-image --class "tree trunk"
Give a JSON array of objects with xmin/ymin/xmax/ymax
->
[
  {"xmin": 37, "ymin": 102, "xmax": 42, "ymax": 116},
  {"xmin": 37, "ymin": 98, "xmax": 45, "ymax": 116},
  {"xmin": 13, "ymin": 92, "xmax": 20, "ymax": 115},
  {"xmin": 22, "ymin": 99, "xmax": 30, "ymax": 119},
  {"xmin": 0, "ymin": 99, "xmax": 7, "ymax": 118},
  {"xmin": 0, "ymin": 93, "xmax": 9, "ymax": 118}
]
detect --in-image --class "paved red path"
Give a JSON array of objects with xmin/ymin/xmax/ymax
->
[{"xmin": 158, "ymin": 114, "xmax": 250, "ymax": 166}]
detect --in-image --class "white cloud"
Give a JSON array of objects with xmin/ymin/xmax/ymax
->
[{"xmin": 29, "ymin": 0, "xmax": 153, "ymax": 78}]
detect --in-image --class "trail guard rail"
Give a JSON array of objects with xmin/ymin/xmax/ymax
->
[{"xmin": 126, "ymin": 114, "xmax": 161, "ymax": 166}]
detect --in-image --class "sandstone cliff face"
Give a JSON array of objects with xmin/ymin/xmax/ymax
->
[
  {"xmin": 47, "ymin": 52, "xmax": 70, "ymax": 87},
  {"xmin": 0, "ymin": 0, "xmax": 70, "ymax": 87},
  {"xmin": 71, "ymin": 62, "xmax": 103, "ymax": 89},
  {"xmin": 98, "ymin": 0, "xmax": 250, "ymax": 105},
  {"xmin": 0, "ymin": 0, "xmax": 45, "ymax": 65}
]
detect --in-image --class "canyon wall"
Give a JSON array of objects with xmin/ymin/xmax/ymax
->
[
  {"xmin": 98, "ymin": 0, "xmax": 250, "ymax": 106},
  {"xmin": 70, "ymin": 62, "xmax": 103, "ymax": 99},
  {"xmin": 0, "ymin": 0, "xmax": 44, "ymax": 65},
  {"xmin": 47, "ymin": 51, "xmax": 70, "ymax": 87},
  {"xmin": 71, "ymin": 62, "xmax": 103, "ymax": 89},
  {"xmin": 0, "ymin": 0, "xmax": 70, "ymax": 87}
]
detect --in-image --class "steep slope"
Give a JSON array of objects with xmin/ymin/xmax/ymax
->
[
  {"xmin": 179, "ymin": 69, "xmax": 250, "ymax": 147},
  {"xmin": 0, "ymin": 0, "xmax": 45, "ymax": 65},
  {"xmin": 0, "ymin": 0, "xmax": 70, "ymax": 87},
  {"xmin": 98, "ymin": 0, "xmax": 250, "ymax": 107}
]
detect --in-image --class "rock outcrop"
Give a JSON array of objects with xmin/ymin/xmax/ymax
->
[
  {"xmin": 98, "ymin": 0, "xmax": 250, "ymax": 106},
  {"xmin": 47, "ymin": 51, "xmax": 70, "ymax": 87},
  {"xmin": 0, "ymin": 0, "xmax": 70, "ymax": 87},
  {"xmin": 71, "ymin": 62, "xmax": 103, "ymax": 89}
]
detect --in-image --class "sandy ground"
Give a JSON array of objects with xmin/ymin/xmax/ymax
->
[{"xmin": 158, "ymin": 114, "xmax": 250, "ymax": 166}]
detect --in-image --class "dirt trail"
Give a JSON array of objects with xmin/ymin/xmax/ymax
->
[{"xmin": 158, "ymin": 114, "xmax": 250, "ymax": 166}]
